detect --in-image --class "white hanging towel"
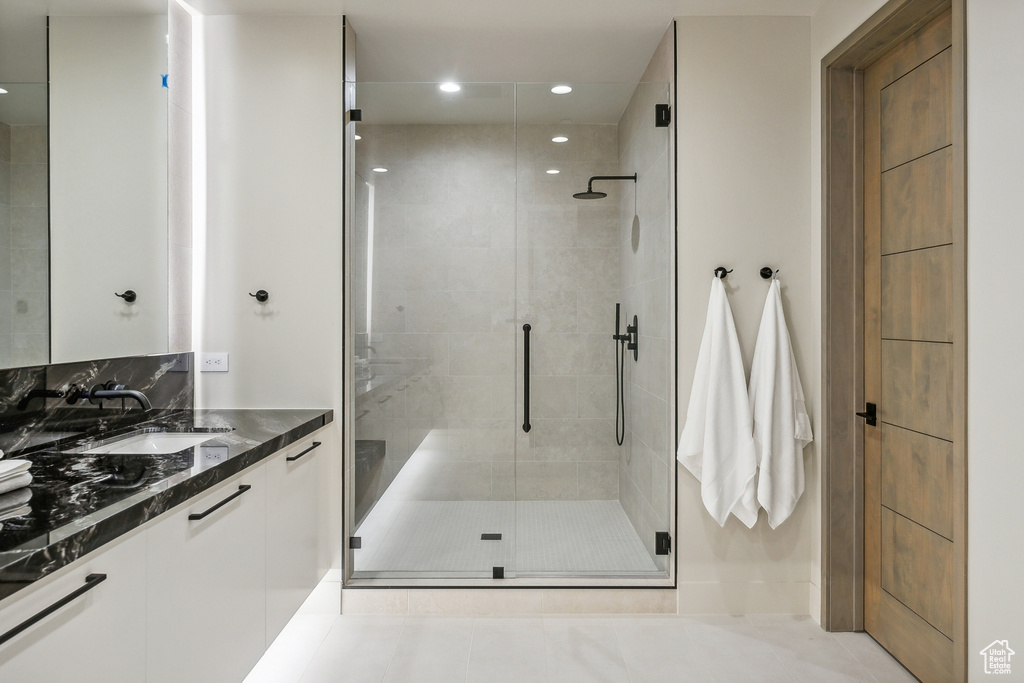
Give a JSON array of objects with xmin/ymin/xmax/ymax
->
[
  {"xmin": 749, "ymin": 278, "xmax": 813, "ymax": 529},
  {"xmin": 677, "ymin": 277, "xmax": 759, "ymax": 528}
]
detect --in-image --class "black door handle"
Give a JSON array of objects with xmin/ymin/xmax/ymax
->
[
  {"xmin": 188, "ymin": 485, "xmax": 252, "ymax": 520},
  {"xmin": 522, "ymin": 324, "xmax": 531, "ymax": 433},
  {"xmin": 856, "ymin": 402, "xmax": 877, "ymax": 426},
  {"xmin": 0, "ymin": 573, "xmax": 107, "ymax": 646}
]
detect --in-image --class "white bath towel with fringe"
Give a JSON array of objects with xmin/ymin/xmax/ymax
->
[{"xmin": 677, "ymin": 277, "xmax": 759, "ymax": 528}]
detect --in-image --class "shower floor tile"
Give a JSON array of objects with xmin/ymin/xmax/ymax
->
[{"xmin": 353, "ymin": 499, "xmax": 659, "ymax": 575}]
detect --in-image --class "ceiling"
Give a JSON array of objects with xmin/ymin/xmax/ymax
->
[{"xmin": 0, "ymin": 0, "xmax": 824, "ymax": 85}]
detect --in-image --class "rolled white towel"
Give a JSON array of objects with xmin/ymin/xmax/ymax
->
[
  {"xmin": 0, "ymin": 486, "xmax": 32, "ymax": 524},
  {"xmin": 0, "ymin": 486, "xmax": 32, "ymax": 514},
  {"xmin": 0, "ymin": 471, "xmax": 33, "ymax": 496},
  {"xmin": 0, "ymin": 459, "xmax": 31, "ymax": 479},
  {"xmin": 0, "ymin": 505, "xmax": 32, "ymax": 524}
]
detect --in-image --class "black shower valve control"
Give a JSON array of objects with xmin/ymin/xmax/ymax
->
[{"xmin": 626, "ymin": 315, "xmax": 639, "ymax": 362}]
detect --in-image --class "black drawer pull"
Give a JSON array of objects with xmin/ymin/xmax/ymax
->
[
  {"xmin": 188, "ymin": 485, "xmax": 252, "ymax": 520},
  {"xmin": 0, "ymin": 573, "xmax": 107, "ymax": 647},
  {"xmin": 286, "ymin": 441, "xmax": 322, "ymax": 462}
]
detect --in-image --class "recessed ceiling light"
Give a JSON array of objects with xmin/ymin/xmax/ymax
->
[
  {"xmin": 0, "ymin": 87, "xmax": 7, "ymax": 95},
  {"xmin": 354, "ymin": 134, "xmax": 362, "ymax": 140},
  {"xmin": 551, "ymin": 136, "xmax": 568, "ymax": 143},
  {"xmin": 373, "ymin": 167, "xmax": 388, "ymax": 173},
  {"xmin": 546, "ymin": 169, "xmax": 560, "ymax": 175},
  {"xmin": 551, "ymin": 85, "xmax": 572, "ymax": 95},
  {"xmin": 439, "ymin": 82, "xmax": 461, "ymax": 93}
]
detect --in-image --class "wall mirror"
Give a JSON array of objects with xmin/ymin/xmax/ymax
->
[{"xmin": 0, "ymin": 6, "xmax": 170, "ymax": 370}]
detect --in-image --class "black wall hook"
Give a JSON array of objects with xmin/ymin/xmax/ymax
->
[
  {"xmin": 249, "ymin": 290, "xmax": 269, "ymax": 303},
  {"xmin": 713, "ymin": 267, "xmax": 733, "ymax": 279},
  {"xmin": 115, "ymin": 290, "xmax": 137, "ymax": 303},
  {"xmin": 760, "ymin": 267, "xmax": 779, "ymax": 280}
]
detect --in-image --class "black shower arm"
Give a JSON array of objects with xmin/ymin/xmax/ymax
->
[{"xmin": 584, "ymin": 174, "xmax": 637, "ymax": 192}]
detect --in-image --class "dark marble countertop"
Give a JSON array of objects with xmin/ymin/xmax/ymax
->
[{"xmin": 0, "ymin": 408, "xmax": 333, "ymax": 600}]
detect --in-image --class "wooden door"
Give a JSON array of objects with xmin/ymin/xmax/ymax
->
[{"xmin": 863, "ymin": 9, "xmax": 965, "ymax": 682}]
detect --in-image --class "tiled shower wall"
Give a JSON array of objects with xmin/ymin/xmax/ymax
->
[
  {"xmin": 516, "ymin": 123, "xmax": 623, "ymax": 500},
  {"xmin": 617, "ymin": 27, "xmax": 675, "ymax": 566},
  {"xmin": 0, "ymin": 121, "xmax": 48, "ymax": 368},
  {"xmin": 353, "ymin": 121, "xmax": 623, "ymax": 506},
  {"xmin": 353, "ymin": 123, "xmax": 518, "ymax": 505}
]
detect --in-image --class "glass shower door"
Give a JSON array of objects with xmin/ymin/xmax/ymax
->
[
  {"xmin": 513, "ymin": 82, "xmax": 673, "ymax": 578},
  {"xmin": 348, "ymin": 82, "xmax": 519, "ymax": 580}
]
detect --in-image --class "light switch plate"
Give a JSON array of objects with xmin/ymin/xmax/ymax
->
[{"xmin": 200, "ymin": 352, "xmax": 229, "ymax": 372}]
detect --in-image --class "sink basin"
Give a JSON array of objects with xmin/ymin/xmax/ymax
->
[{"xmin": 77, "ymin": 432, "xmax": 220, "ymax": 455}]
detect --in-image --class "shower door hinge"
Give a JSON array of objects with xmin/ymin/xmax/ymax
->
[
  {"xmin": 348, "ymin": 108, "xmax": 363, "ymax": 122},
  {"xmin": 655, "ymin": 104, "xmax": 671, "ymax": 127},
  {"xmin": 655, "ymin": 531, "xmax": 671, "ymax": 555},
  {"xmin": 349, "ymin": 536, "xmax": 362, "ymax": 549}
]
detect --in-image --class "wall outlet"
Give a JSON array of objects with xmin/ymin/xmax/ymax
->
[
  {"xmin": 167, "ymin": 355, "xmax": 190, "ymax": 373},
  {"xmin": 200, "ymin": 446, "xmax": 229, "ymax": 465},
  {"xmin": 200, "ymin": 352, "xmax": 229, "ymax": 372}
]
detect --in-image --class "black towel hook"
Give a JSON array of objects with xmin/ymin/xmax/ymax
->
[
  {"xmin": 713, "ymin": 267, "xmax": 733, "ymax": 279},
  {"xmin": 249, "ymin": 290, "xmax": 269, "ymax": 303},
  {"xmin": 759, "ymin": 267, "xmax": 779, "ymax": 280}
]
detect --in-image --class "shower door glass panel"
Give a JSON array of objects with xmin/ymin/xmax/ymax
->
[
  {"xmin": 349, "ymin": 83, "xmax": 518, "ymax": 579},
  {"xmin": 514, "ymin": 82, "xmax": 673, "ymax": 578}
]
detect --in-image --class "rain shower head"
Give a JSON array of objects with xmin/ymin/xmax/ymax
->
[{"xmin": 573, "ymin": 174, "xmax": 637, "ymax": 200}]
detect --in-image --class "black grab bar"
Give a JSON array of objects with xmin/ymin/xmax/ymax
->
[{"xmin": 522, "ymin": 324, "xmax": 532, "ymax": 433}]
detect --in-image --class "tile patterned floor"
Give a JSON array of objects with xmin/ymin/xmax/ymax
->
[
  {"xmin": 246, "ymin": 581, "xmax": 917, "ymax": 683},
  {"xmin": 354, "ymin": 500, "xmax": 658, "ymax": 575}
]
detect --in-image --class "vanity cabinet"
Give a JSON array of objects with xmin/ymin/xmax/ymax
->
[
  {"xmin": 146, "ymin": 466, "xmax": 268, "ymax": 683},
  {"xmin": 0, "ymin": 528, "xmax": 148, "ymax": 682},
  {"xmin": 0, "ymin": 422, "xmax": 336, "ymax": 683},
  {"xmin": 265, "ymin": 429, "xmax": 333, "ymax": 644}
]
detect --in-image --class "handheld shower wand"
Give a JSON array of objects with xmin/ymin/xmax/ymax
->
[{"xmin": 613, "ymin": 304, "xmax": 639, "ymax": 446}]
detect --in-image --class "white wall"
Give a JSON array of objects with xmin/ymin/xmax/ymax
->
[
  {"xmin": 198, "ymin": 15, "xmax": 342, "ymax": 411},
  {"xmin": 965, "ymin": 0, "xmax": 1024, "ymax": 677},
  {"xmin": 199, "ymin": 15, "xmax": 345, "ymax": 572},
  {"xmin": 49, "ymin": 16, "xmax": 169, "ymax": 363},
  {"xmin": 674, "ymin": 16, "xmax": 816, "ymax": 615}
]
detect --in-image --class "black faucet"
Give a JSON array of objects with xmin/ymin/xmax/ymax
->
[
  {"xmin": 87, "ymin": 382, "xmax": 153, "ymax": 411},
  {"xmin": 15, "ymin": 387, "xmax": 78, "ymax": 411},
  {"xmin": 16, "ymin": 382, "xmax": 152, "ymax": 412}
]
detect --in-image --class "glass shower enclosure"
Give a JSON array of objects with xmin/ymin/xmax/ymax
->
[{"xmin": 345, "ymin": 80, "xmax": 675, "ymax": 585}]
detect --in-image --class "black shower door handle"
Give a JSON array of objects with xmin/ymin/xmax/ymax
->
[{"xmin": 522, "ymin": 324, "xmax": 532, "ymax": 433}]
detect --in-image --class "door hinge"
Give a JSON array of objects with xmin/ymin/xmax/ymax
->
[
  {"xmin": 656, "ymin": 531, "xmax": 671, "ymax": 555},
  {"xmin": 655, "ymin": 104, "xmax": 671, "ymax": 127},
  {"xmin": 349, "ymin": 536, "xmax": 362, "ymax": 549}
]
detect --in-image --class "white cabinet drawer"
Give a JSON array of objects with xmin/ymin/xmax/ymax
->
[
  {"xmin": 0, "ymin": 529, "xmax": 147, "ymax": 683},
  {"xmin": 146, "ymin": 466, "xmax": 267, "ymax": 683},
  {"xmin": 265, "ymin": 428, "xmax": 333, "ymax": 644}
]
